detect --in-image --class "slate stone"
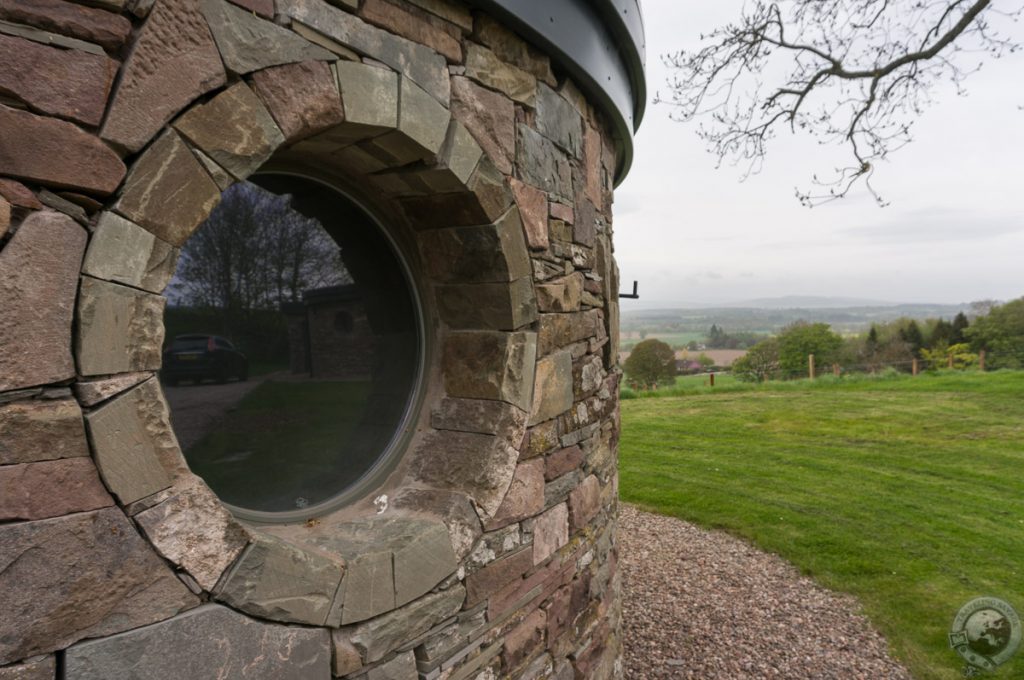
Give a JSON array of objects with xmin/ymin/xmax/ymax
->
[
  {"xmin": 360, "ymin": 0, "xmax": 462, "ymax": 62},
  {"xmin": 0, "ymin": 655, "xmax": 55, "ymax": 680},
  {"xmin": 451, "ymin": 75, "xmax": 514, "ymax": 175},
  {"xmin": 436, "ymin": 277, "xmax": 536, "ymax": 331},
  {"xmin": 545, "ymin": 445, "xmax": 584, "ymax": 481},
  {"xmin": 537, "ymin": 310, "xmax": 601, "ymax": 357},
  {"xmin": 536, "ymin": 273, "xmax": 583, "ymax": 313},
  {"xmin": 82, "ymin": 212, "xmax": 178, "ymax": 294},
  {"xmin": 473, "ymin": 13, "xmax": 555, "ymax": 85},
  {"xmin": 509, "ymin": 178, "xmax": 549, "ymax": 250},
  {"xmin": 350, "ymin": 585, "xmax": 465, "ymax": 663},
  {"xmin": 340, "ymin": 549, "xmax": 394, "ymax": 624},
  {"xmin": 568, "ymin": 474, "xmax": 601, "ymax": 532},
  {"xmin": 410, "ymin": 430, "xmax": 519, "ymax": 518},
  {"xmin": 583, "ymin": 123, "xmax": 604, "ymax": 207},
  {"xmin": 464, "ymin": 546, "xmax": 533, "ymax": 606},
  {"xmin": 357, "ymin": 651, "xmax": 417, "ymax": 680},
  {"xmin": 442, "ymin": 330, "xmax": 536, "ymax": 411},
  {"xmin": 215, "ymin": 533, "xmax": 344, "ymax": 625},
  {"xmin": 252, "ymin": 60, "xmax": 344, "ymax": 142},
  {"xmin": 85, "ymin": 380, "xmax": 172, "ymax": 505},
  {"xmin": 464, "ymin": 43, "xmax": 536, "ymax": 106},
  {"xmin": 396, "ymin": 76, "xmax": 450, "ymax": 159},
  {"xmin": 64, "ymin": 605, "xmax": 331, "ymax": 680},
  {"xmin": 536, "ymin": 84, "xmax": 582, "ymax": 157},
  {"xmin": 468, "ymin": 156, "xmax": 515, "ymax": 221},
  {"xmin": 76, "ymin": 277, "xmax": 166, "ymax": 376},
  {"xmin": 0, "ymin": 0, "xmax": 132, "ymax": 51},
  {"xmin": 0, "ymin": 457, "xmax": 113, "ymax": 521},
  {"xmin": 101, "ymin": 0, "xmax": 226, "ymax": 153},
  {"xmin": 336, "ymin": 59, "xmax": 399, "ymax": 134},
  {"xmin": 199, "ymin": 0, "xmax": 333, "ymax": 75},
  {"xmin": 439, "ymin": 121, "xmax": 483, "ymax": 185},
  {"xmin": 332, "ymin": 631, "xmax": 364, "ymax": 677},
  {"xmin": 430, "ymin": 397, "xmax": 528, "ymax": 440},
  {"xmin": 0, "ymin": 105, "xmax": 125, "ymax": 195},
  {"xmin": 174, "ymin": 82, "xmax": 284, "ymax": 179},
  {"xmin": 419, "ymin": 208, "xmax": 531, "ymax": 284},
  {"xmin": 517, "ymin": 123, "xmax": 572, "ymax": 199},
  {"xmin": 0, "ymin": 507, "xmax": 198, "ymax": 665},
  {"xmin": 0, "ymin": 34, "xmax": 118, "ymax": 126},
  {"xmin": 392, "ymin": 520, "xmax": 458, "ymax": 606},
  {"xmin": 532, "ymin": 502, "xmax": 568, "ymax": 565},
  {"xmin": 115, "ymin": 130, "xmax": 222, "ymax": 246},
  {"xmin": 0, "ymin": 212, "xmax": 86, "ymax": 392},
  {"xmin": 485, "ymin": 458, "xmax": 544, "ymax": 531},
  {"xmin": 0, "ymin": 398, "xmax": 88, "ymax": 465},
  {"xmin": 280, "ymin": 0, "xmax": 449, "ymax": 104},
  {"xmin": 390, "ymin": 487, "xmax": 482, "ymax": 562},
  {"xmin": 530, "ymin": 350, "xmax": 574, "ymax": 425},
  {"xmin": 73, "ymin": 372, "xmax": 151, "ymax": 407},
  {"xmin": 503, "ymin": 608, "xmax": 546, "ymax": 670}
]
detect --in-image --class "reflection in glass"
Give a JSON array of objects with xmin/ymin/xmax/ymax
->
[{"xmin": 162, "ymin": 175, "xmax": 419, "ymax": 515}]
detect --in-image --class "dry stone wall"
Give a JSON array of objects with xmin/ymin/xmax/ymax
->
[{"xmin": 0, "ymin": 0, "xmax": 623, "ymax": 678}]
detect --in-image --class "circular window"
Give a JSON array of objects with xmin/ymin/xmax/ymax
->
[{"xmin": 161, "ymin": 174, "xmax": 422, "ymax": 519}]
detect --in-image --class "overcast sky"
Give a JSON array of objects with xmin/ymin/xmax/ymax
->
[{"xmin": 613, "ymin": 1, "xmax": 1024, "ymax": 308}]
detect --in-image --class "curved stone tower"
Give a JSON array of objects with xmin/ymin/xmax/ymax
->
[{"xmin": 0, "ymin": 0, "xmax": 645, "ymax": 678}]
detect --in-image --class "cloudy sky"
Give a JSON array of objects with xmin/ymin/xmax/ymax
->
[{"xmin": 613, "ymin": 1, "xmax": 1024, "ymax": 307}]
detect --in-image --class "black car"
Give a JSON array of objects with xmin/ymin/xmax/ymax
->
[{"xmin": 161, "ymin": 334, "xmax": 248, "ymax": 386}]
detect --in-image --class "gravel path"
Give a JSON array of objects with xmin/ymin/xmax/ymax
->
[{"xmin": 620, "ymin": 504, "xmax": 913, "ymax": 679}]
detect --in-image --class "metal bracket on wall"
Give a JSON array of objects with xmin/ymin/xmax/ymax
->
[{"xmin": 619, "ymin": 281, "xmax": 639, "ymax": 299}]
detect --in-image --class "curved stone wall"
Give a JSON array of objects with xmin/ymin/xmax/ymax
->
[{"xmin": 0, "ymin": 1, "xmax": 624, "ymax": 678}]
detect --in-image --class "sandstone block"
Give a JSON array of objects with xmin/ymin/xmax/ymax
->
[
  {"xmin": 252, "ymin": 60, "xmax": 344, "ymax": 142},
  {"xmin": 550, "ymin": 201, "xmax": 574, "ymax": 224},
  {"xmin": 332, "ymin": 631, "xmax": 364, "ymax": 676},
  {"xmin": 568, "ymin": 474, "xmax": 601, "ymax": 532},
  {"xmin": 64, "ymin": 604, "xmax": 331, "ymax": 680},
  {"xmin": 82, "ymin": 212, "xmax": 178, "ymax": 294},
  {"xmin": 0, "ymin": 105, "xmax": 125, "ymax": 195},
  {"xmin": 545, "ymin": 445, "xmax": 584, "ymax": 482},
  {"xmin": 199, "ymin": 0, "xmax": 333, "ymax": 75},
  {"xmin": 436, "ymin": 277, "xmax": 536, "ymax": 331},
  {"xmin": 473, "ymin": 14, "xmax": 555, "ymax": 85},
  {"xmin": 544, "ymin": 471, "xmax": 582, "ymax": 509},
  {"xmin": 215, "ymin": 532, "xmax": 344, "ymax": 625},
  {"xmin": 537, "ymin": 310, "xmax": 601, "ymax": 357},
  {"xmin": 530, "ymin": 350, "xmax": 574, "ymax": 425},
  {"xmin": 517, "ymin": 123, "xmax": 571, "ymax": 199},
  {"xmin": 0, "ymin": 457, "xmax": 113, "ymax": 521},
  {"xmin": 430, "ymin": 397, "xmax": 527, "ymax": 439},
  {"xmin": 536, "ymin": 83, "xmax": 582, "ymax": 157},
  {"xmin": 76, "ymin": 277, "xmax": 166, "ymax": 376},
  {"xmin": 408, "ymin": 0, "xmax": 471, "ymax": 29},
  {"xmin": 536, "ymin": 273, "xmax": 584, "ymax": 313},
  {"xmin": 532, "ymin": 502, "xmax": 568, "ymax": 565},
  {"xmin": 464, "ymin": 43, "xmax": 535, "ymax": 106},
  {"xmin": 465, "ymin": 546, "xmax": 533, "ymax": 606},
  {"xmin": 397, "ymin": 76, "xmax": 450, "ymax": 159},
  {"xmin": 0, "ymin": 0, "xmax": 132, "ymax": 51},
  {"xmin": 419, "ymin": 208, "xmax": 531, "ymax": 284},
  {"xmin": 485, "ymin": 458, "xmax": 544, "ymax": 531},
  {"xmin": 0, "ymin": 178, "xmax": 40, "ymax": 209},
  {"xmin": 0, "ymin": 508, "xmax": 198, "ymax": 665},
  {"xmin": 439, "ymin": 121, "xmax": 483, "ymax": 184},
  {"xmin": 525, "ymin": 420, "xmax": 560, "ymax": 458},
  {"xmin": 0, "ymin": 211, "xmax": 86, "ymax": 391},
  {"xmin": 510, "ymin": 178, "xmax": 549, "ymax": 250},
  {"xmin": 339, "ymin": 550, "xmax": 395, "ymax": 624},
  {"xmin": 361, "ymin": 0, "xmax": 462, "ymax": 62},
  {"xmin": 115, "ymin": 130, "xmax": 222, "ymax": 246},
  {"xmin": 392, "ymin": 521, "xmax": 459, "ymax": 606},
  {"xmin": 583, "ymin": 124, "xmax": 603, "ymax": 207},
  {"xmin": 225, "ymin": 0, "xmax": 273, "ymax": 16},
  {"xmin": 280, "ymin": 0, "xmax": 449, "ymax": 104},
  {"xmin": 0, "ymin": 35, "xmax": 118, "ymax": 126},
  {"xmin": 0, "ymin": 655, "xmax": 55, "ymax": 680},
  {"xmin": 73, "ymin": 372, "xmax": 151, "ymax": 407},
  {"xmin": 336, "ymin": 60, "xmax": 399, "ymax": 133},
  {"xmin": 503, "ymin": 608, "xmax": 546, "ymax": 670},
  {"xmin": 0, "ymin": 398, "xmax": 87, "ymax": 465},
  {"xmin": 174, "ymin": 82, "xmax": 284, "ymax": 180},
  {"xmin": 358, "ymin": 651, "xmax": 417, "ymax": 680},
  {"xmin": 442, "ymin": 331, "xmax": 536, "ymax": 411},
  {"xmin": 390, "ymin": 487, "xmax": 482, "ymax": 561},
  {"xmin": 101, "ymin": 0, "xmax": 226, "ymax": 153},
  {"xmin": 451, "ymin": 75, "xmax": 514, "ymax": 174},
  {"xmin": 350, "ymin": 585, "xmax": 465, "ymax": 663}
]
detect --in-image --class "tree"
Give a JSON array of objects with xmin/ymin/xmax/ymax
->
[
  {"xmin": 965, "ymin": 297, "xmax": 1024, "ymax": 367},
  {"xmin": 660, "ymin": 1, "xmax": 1020, "ymax": 205},
  {"xmin": 951, "ymin": 311, "xmax": 970, "ymax": 344},
  {"xmin": 899, "ymin": 320, "xmax": 925, "ymax": 357},
  {"xmin": 776, "ymin": 321, "xmax": 843, "ymax": 376},
  {"xmin": 624, "ymin": 339, "xmax": 678, "ymax": 389},
  {"xmin": 732, "ymin": 338, "xmax": 781, "ymax": 382}
]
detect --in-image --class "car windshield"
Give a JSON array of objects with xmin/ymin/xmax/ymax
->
[{"xmin": 171, "ymin": 337, "xmax": 210, "ymax": 352}]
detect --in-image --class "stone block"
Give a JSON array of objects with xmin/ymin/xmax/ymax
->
[
  {"xmin": 0, "ymin": 398, "xmax": 88, "ymax": 465},
  {"xmin": 0, "ymin": 34, "xmax": 118, "ymax": 126},
  {"xmin": 336, "ymin": 60, "xmax": 399, "ymax": 132},
  {"xmin": 532, "ymin": 502, "xmax": 568, "ymax": 565},
  {"xmin": 226, "ymin": 0, "xmax": 273, "ymax": 16},
  {"xmin": 252, "ymin": 60, "xmax": 344, "ymax": 142},
  {"xmin": 135, "ymin": 479, "xmax": 251, "ymax": 591},
  {"xmin": 465, "ymin": 546, "xmax": 533, "ymax": 606},
  {"xmin": 439, "ymin": 121, "xmax": 483, "ymax": 184},
  {"xmin": 442, "ymin": 331, "xmax": 536, "ymax": 411},
  {"xmin": 101, "ymin": 0, "xmax": 226, "ymax": 153},
  {"xmin": 568, "ymin": 474, "xmax": 601, "ymax": 532},
  {"xmin": 339, "ymin": 550, "xmax": 395, "ymax": 624},
  {"xmin": 0, "ymin": 0, "xmax": 132, "ymax": 51},
  {"xmin": 529, "ymin": 350, "xmax": 574, "ymax": 426},
  {"xmin": 535, "ymin": 83, "xmax": 582, "ymax": 157},
  {"xmin": 174, "ymin": 82, "xmax": 284, "ymax": 180},
  {"xmin": 116, "ymin": 130, "xmax": 221, "ymax": 247},
  {"xmin": 537, "ymin": 310, "xmax": 601, "ymax": 357},
  {"xmin": 545, "ymin": 446, "xmax": 583, "ymax": 481},
  {"xmin": 397, "ymin": 76, "xmax": 450, "ymax": 159},
  {"xmin": 73, "ymin": 372, "xmax": 151, "ymax": 407},
  {"xmin": 63, "ymin": 604, "xmax": 331, "ymax": 680},
  {"xmin": 573, "ymin": 194, "xmax": 597, "ymax": 247},
  {"xmin": 525, "ymin": 420, "xmax": 560, "ymax": 458},
  {"xmin": 583, "ymin": 124, "xmax": 603, "ymax": 207},
  {"xmin": 290, "ymin": 20, "xmax": 361, "ymax": 59},
  {"xmin": 199, "ymin": 0, "xmax": 333, "ymax": 74},
  {"xmin": 536, "ymin": 273, "xmax": 583, "ymax": 313},
  {"xmin": 332, "ymin": 631, "xmax": 364, "ymax": 677},
  {"xmin": 436, "ymin": 277, "xmax": 536, "ymax": 331},
  {"xmin": 0, "ymin": 457, "xmax": 113, "ymax": 521},
  {"xmin": 0, "ymin": 105, "xmax": 125, "ymax": 195},
  {"xmin": 390, "ymin": 487, "xmax": 482, "ymax": 562},
  {"xmin": 0, "ymin": 197, "xmax": 8, "ymax": 237},
  {"xmin": 549, "ymin": 201, "xmax": 574, "ymax": 224},
  {"xmin": 76, "ymin": 277, "xmax": 166, "ymax": 376},
  {"xmin": 468, "ymin": 157, "xmax": 515, "ymax": 222},
  {"xmin": 503, "ymin": 608, "xmax": 546, "ymax": 670},
  {"xmin": 510, "ymin": 178, "xmax": 549, "ymax": 250},
  {"xmin": 0, "ymin": 508, "xmax": 198, "ymax": 665},
  {"xmin": 280, "ymin": 0, "xmax": 449, "ymax": 104},
  {"xmin": 358, "ymin": 651, "xmax": 417, "ymax": 680},
  {"xmin": 410, "ymin": 430, "xmax": 520, "ymax": 518},
  {"xmin": 361, "ymin": 0, "xmax": 462, "ymax": 62},
  {"xmin": 0, "ymin": 655, "xmax": 55, "ymax": 680},
  {"xmin": 464, "ymin": 43, "xmax": 535, "ymax": 106},
  {"xmin": 473, "ymin": 14, "xmax": 555, "ymax": 85},
  {"xmin": 392, "ymin": 521, "xmax": 459, "ymax": 606},
  {"xmin": 485, "ymin": 458, "xmax": 544, "ymax": 531},
  {"xmin": 350, "ymin": 585, "xmax": 465, "ymax": 663},
  {"xmin": 517, "ymin": 123, "xmax": 571, "ymax": 199},
  {"xmin": 430, "ymin": 397, "xmax": 527, "ymax": 439},
  {"xmin": 82, "ymin": 212, "xmax": 179, "ymax": 294},
  {"xmin": 0, "ymin": 211, "xmax": 86, "ymax": 392},
  {"xmin": 84, "ymin": 380, "xmax": 171, "ymax": 505},
  {"xmin": 451, "ymin": 75, "xmax": 514, "ymax": 174},
  {"xmin": 215, "ymin": 533, "xmax": 345, "ymax": 625},
  {"xmin": 420, "ymin": 209, "xmax": 530, "ymax": 284}
]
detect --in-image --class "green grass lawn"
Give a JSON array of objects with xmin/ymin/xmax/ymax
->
[{"xmin": 619, "ymin": 371, "xmax": 1024, "ymax": 679}]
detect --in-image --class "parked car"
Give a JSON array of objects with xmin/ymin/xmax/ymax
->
[{"xmin": 161, "ymin": 334, "xmax": 248, "ymax": 386}]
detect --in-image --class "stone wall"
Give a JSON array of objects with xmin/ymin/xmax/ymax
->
[{"xmin": 0, "ymin": 0, "xmax": 624, "ymax": 678}]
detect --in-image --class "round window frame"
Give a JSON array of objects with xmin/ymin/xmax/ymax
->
[{"xmin": 200, "ymin": 171, "xmax": 430, "ymax": 525}]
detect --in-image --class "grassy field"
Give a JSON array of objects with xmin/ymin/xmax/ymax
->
[{"xmin": 619, "ymin": 371, "xmax": 1024, "ymax": 679}]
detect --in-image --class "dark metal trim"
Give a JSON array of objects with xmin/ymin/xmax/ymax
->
[{"xmin": 466, "ymin": 0, "xmax": 646, "ymax": 186}]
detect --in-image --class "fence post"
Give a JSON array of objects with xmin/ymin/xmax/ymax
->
[
  {"xmin": 808, "ymin": 353, "xmax": 815, "ymax": 380},
  {"xmin": 979, "ymin": 349, "xmax": 986, "ymax": 371},
  {"xmin": 710, "ymin": 372, "xmax": 715, "ymax": 387},
  {"xmin": 912, "ymin": 357, "xmax": 919, "ymax": 376},
  {"xmin": 832, "ymin": 363, "xmax": 840, "ymax": 377},
  {"xmin": 947, "ymin": 354, "xmax": 954, "ymax": 369}
]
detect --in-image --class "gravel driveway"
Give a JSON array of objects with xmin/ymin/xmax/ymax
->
[
  {"xmin": 163, "ymin": 377, "xmax": 267, "ymax": 451},
  {"xmin": 620, "ymin": 504, "xmax": 913, "ymax": 679}
]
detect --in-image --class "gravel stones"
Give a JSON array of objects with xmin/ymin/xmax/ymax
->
[
  {"xmin": 64, "ymin": 604, "xmax": 331, "ymax": 680},
  {"xmin": 0, "ymin": 211, "xmax": 86, "ymax": 392}
]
